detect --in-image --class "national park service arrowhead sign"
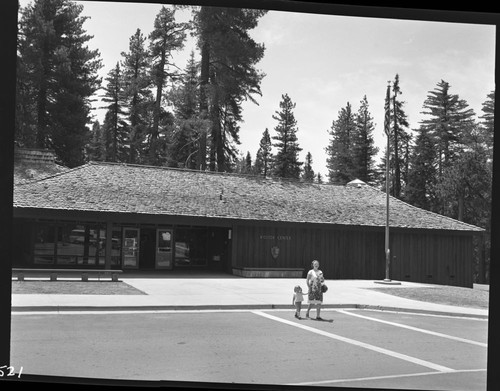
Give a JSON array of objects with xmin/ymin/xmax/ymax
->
[{"xmin": 271, "ymin": 245, "xmax": 280, "ymax": 260}]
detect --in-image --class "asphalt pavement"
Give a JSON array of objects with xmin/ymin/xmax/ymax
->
[{"xmin": 10, "ymin": 272, "xmax": 489, "ymax": 318}]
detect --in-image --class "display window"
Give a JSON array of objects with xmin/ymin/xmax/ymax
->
[
  {"xmin": 174, "ymin": 228, "xmax": 208, "ymax": 267},
  {"xmin": 33, "ymin": 222, "xmax": 106, "ymax": 266},
  {"xmin": 34, "ymin": 224, "xmax": 56, "ymax": 264}
]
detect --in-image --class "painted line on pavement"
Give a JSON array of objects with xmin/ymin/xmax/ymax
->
[
  {"xmin": 10, "ymin": 309, "xmax": 258, "ymax": 315},
  {"xmin": 286, "ymin": 368, "xmax": 487, "ymax": 386},
  {"xmin": 252, "ymin": 310, "xmax": 454, "ymax": 373},
  {"xmin": 334, "ymin": 307, "xmax": 488, "ymax": 321},
  {"xmin": 337, "ymin": 309, "xmax": 487, "ymax": 347}
]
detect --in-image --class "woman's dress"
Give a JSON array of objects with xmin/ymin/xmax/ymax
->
[{"xmin": 307, "ymin": 269, "xmax": 324, "ymax": 304}]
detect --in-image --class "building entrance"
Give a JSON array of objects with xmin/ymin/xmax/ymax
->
[
  {"xmin": 124, "ymin": 225, "xmax": 231, "ymax": 272},
  {"xmin": 122, "ymin": 228, "xmax": 139, "ymax": 269},
  {"xmin": 155, "ymin": 228, "xmax": 173, "ymax": 269},
  {"xmin": 139, "ymin": 229, "xmax": 155, "ymax": 269}
]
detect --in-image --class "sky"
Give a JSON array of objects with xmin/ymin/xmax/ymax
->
[{"xmin": 18, "ymin": 0, "xmax": 496, "ymax": 178}]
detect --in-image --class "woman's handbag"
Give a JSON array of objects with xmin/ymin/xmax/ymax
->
[{"xmin": 321, "ymin": 284, "xmax": 328, "ymax": 293}]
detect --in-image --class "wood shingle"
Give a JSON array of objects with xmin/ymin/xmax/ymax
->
[{"xmin": 13, "ymin": 161, "xmax": 484, "ymax": 232}]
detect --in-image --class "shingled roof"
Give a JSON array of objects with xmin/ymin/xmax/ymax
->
[
  {"xmin": 14, "ymin": 148, "xmax": 70, "ymax": 185},
  {"xmin": 13, "ymin": 161, "xmax": 483, "ymax": 232}
]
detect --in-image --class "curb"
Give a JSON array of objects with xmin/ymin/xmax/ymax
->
[{"xmin": 10, "ymin": 304, "xmax": 489, "ymax": 319}]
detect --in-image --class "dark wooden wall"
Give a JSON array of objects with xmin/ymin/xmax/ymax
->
[
  {"xmin": 389, "ymin": 232, "xmax": 473, "ymax": 287},
  {"xmin": 13, "ymin": 214, "xmax": 475, "ymax": 287},
  {"xmin": 231, "ymin": 223, "xmax": 474, "ymax": 287}
]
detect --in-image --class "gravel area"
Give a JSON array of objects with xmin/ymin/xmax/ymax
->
[{"xmin": 11, "ymin": 281, "xmax": 147, "ymax": 295}]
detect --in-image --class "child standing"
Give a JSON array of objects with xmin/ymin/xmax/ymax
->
[{"xmin": 292, "ymin": 285, "xmax": 306, "ymax": 319}]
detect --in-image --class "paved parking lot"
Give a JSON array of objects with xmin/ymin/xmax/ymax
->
[{"xmin": 10, "ymin": 308, "xmax": 488, "ymax": 390}]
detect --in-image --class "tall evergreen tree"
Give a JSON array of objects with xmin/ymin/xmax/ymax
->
[
  {"xmin": 390, "ymin": 74, "xmax": 411, "ymax": 198},
  {"xmin": 271, "ymin": 94, "xmax": 303, "ymax": 179},
  {"xmin": 169, "ymin": 51, "xmax": 210, "ymax": 169},
  {"xmin": 326, "ymin": 102, "xmax": 356, "ymax": 184},
  {"xmin": 254, "ymin": 128, "xmax": 273, "ymax": 177},
  {"xmin": 233, "ymin": 151, "xmax": 252, "ymax": 174},
  {"xmin": 405, "ymin": 126, "xmax": 437, "ymax": 210},
  {"xmin": 353, "ymin": 95, "xmax": 378, "ymax": 183},
  {"xmin": 474, "ymin": 90, "xmax": 494, "ymax": 283},
  {"xmin": 420, "ymin": 80, "xmax": 476, "ymax": 178},
  {"xmin": 100, "ymin": 62, "xmax": 128, "ymax": 162},
  {"xmin": 86, "ymin": 120, "xmax": 105, "ymax": 161},
  {"xmin": 419, "ymin": 80, "xmax": 476, "ymax": 213},
  {"xmin": 16, "ymin": 0, "xmax": 102, "ymax": 167},
  {"xmin": 479, "ymin": 90, "xmax": 495, "ymax": 162},
  {"xmin": 245, "ymin": 151, "xmax": 253, "ymax": 174},
  {"xmin": 148, "ymin": 6, "xmax": 188, "ymax": 165},
  {"xmin": 120, "ymin": 28, "xmax": 153, "ymax": 164},
  {"xmin": 191, "ymin": 6, "xmax": 267, "ymax": 171},
  {"xmin": 302, "ymin": 152, "xmax": 315, "ymax": 182},
  {"xmin": 435, "ymin": 150, "xmax": 491, "ymax": 224},
  {"xmin": 15, "ymin": 32, "xmax": 37, "ymax": 148}
]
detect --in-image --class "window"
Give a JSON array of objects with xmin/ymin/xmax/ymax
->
[
  {"xmin": 32, "ymin": 222, "xmax": 107, "ymax": 266},
  {"xmin": 174, "ymin": 228, "xmax": 208, "ymax": 267},
  {"xmin": 111, "ymin": 228, "xmax": 122, "ymax": 266},
  {"xmin": 57, "ymin": 224, "xmax": 84, "ymax": 265},
  {"xmin": 34, "ymin": 224, "xmax": 56, "ymax": 264}
]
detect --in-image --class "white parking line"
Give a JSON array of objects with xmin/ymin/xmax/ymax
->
[
  {"xmin": 287, "ymin": 368, "xmax": 487, "ymax": 386},
  {"xmin": 252, "ymin": 310, "xmax": 454, "ymax": 373},
  {"xmin": 337, "ymin": 309, "xmax": 488, "ymax": 347},
  {"xmin": 10, "ymin": 309, "xmax": 256, "ymax": 315}
]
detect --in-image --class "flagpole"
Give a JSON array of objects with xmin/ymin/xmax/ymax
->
[
  {"xmin": 384, "ymin": 82, "xmax": 391, "ymax": 282},
  {"xmin": 375, "ymin": 82, "xmax": 400, "ymax": 286}
]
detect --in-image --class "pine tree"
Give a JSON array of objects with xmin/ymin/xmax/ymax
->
[
  {"xmin": 479, "ymin": 91, "xmax": 495, "ymax": 162},
  {"xmin": 148, "ymin": 6, "xmax": 188, "ymax": 165},
  {"xmin": 419, "ymin": 80, "xmax": 476, "ymax": 214},
  {"xmin": 302, "ymin": 152, "xmax": 315, "ymax": 182},
  {"xmin": 271, "ymin": 94, "xmax": 303, "ymax": 179},
  {"xmin": 353, "ymin": 95, "xmax": 378, "ymax": 183},
  {"xmin": 405, "ymin": 126, "xmax": 437, "ymax": 210},
  {"xmin": 254, "ymin": 128, "xmax": 273, "ymax": 177},
  {"xmin": 120, "ymin": 28, "xmax": 153, "ymax": 164},
  {"xmin": 420, "ymin": 80, "xmax": 476, "ymax": 177},
  {"xmin": 100, "ymin": 62, "xmax": 128, "ymax": 162},
  {"xmin": 15, "ymin": 39, "xmax": 37, "ymax": 148},
  {"xmin": 245, "ymin": 151, "xmax": 253, "ymax": 174},
  {"xmin": 17, "ymin": 0, "xmax": 102, "ymax": 167},
  {"xmin": 192, "ymin": 6, "xmax": 267, "ymax": 171},
  {"xmin": 86, "ymin": 120, "xmax": 106, "ymax": 161},
  {"xmin": 326, "ymin": 102, "xmax": 356, "ymax": 184},
  {"xmin": 474, "ymin": 90, "xmax": 494, "ymax": 283},
  {"xmin": 390, "ymin": 74, "xmax": 411, "ymax": 198},
  {"xmin": 169, "ymin": 51, "xmax": 210, "ymax": 169},
  {"xmin": 435, "ymin": 150, "xmax": 491, "ymax": 223}
]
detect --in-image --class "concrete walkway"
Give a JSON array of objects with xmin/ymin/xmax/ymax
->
[{"xmin": 10, "ymin": 274, "xmax": 489, "ymax": 318}]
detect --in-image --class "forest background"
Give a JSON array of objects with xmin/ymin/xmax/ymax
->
[{"xmin": 14, "ymin": 0, "xmax": 495, "ymax": 282}]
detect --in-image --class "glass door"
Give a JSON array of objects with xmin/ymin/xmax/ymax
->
[
  {"xmin": 156, "ymin": 228, "xmax": 173, "ymax": 269},
  {"xmin": 122, "ymin": 228, "xmax": 139, "ymax": 269}
]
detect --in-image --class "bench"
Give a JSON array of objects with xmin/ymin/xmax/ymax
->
[
  {"xmin": 232, "ymin": 267, "xmax": 304, "ymax": 278},
  {"xmin": 12, "ymin": 268, "xmax": 123, "ymax": 282}
]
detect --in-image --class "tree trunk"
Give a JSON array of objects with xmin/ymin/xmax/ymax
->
[
  {"xmin": 150, "ymin": 46, "xmax": 166, "ymax": 165},
  {"xmin": 457, "ymin": 193, "xmax": 464, "ymax": 222},
  {"xmin": 198, "ymin": 41, "xmax": 210, "ymax": 171}
]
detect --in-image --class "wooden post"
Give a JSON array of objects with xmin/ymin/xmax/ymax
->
[{"xmin": 105, "ymin": 220, "xmax": 113, "ymax": 270}]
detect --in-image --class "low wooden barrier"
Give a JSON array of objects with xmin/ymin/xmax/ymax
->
[
  {"xmin": 12, "ymin": 268, "xmax": 123, "ymax": 282},
  {"xmin": 232, "ymin": 267, "xmax": 304, "ymax": 278}
]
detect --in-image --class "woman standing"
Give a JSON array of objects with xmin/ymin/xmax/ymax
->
[{"xmin": 305, "ymin": 260, "xmax": 325, "ymax": 320}]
